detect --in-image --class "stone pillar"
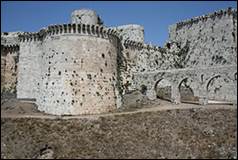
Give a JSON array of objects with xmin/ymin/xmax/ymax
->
[
  {"xmin": 198, "ymin": 86, "xmax": 208, "ymax": 105},
  {"xmin": 171, "ymin": 85, "xmax": 180, "ymax": 104}
]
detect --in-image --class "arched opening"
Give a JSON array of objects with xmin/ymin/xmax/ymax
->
[
  {"xmin": 154, "ymin": 79, "xmax": 172, "ymax": 101},
  {"xmin": 140, "ymin": 84, "xmax": 147, "ymax": 95},
  {"xmin": 178, "ymin": 78, "xmax": 198, "ymax": 103},
  {"xmin": 206, "ymin": 75, "xmax": 234, "ymax": 104}
]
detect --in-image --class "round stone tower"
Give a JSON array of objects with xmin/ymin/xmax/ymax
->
[
  {"xmin": 71, "ymin": 9, "xmax": 102, "ymax": 25},
  {"xmin": 37, "ymin": 24, "xmax": 121, "ymax": 115}
]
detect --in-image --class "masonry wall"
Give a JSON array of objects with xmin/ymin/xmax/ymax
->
[
  {"xmin": 17, "ymin": 40, "xmax": 42, "ymax": 100},
  {"xmin": 1, "ymin": 48, "xmax": 8, "ymax": 94},
  {"xmin": 168, "ymin": 8, "xmax": 237, "ymax": 102},
  {"xmin": 119, "ymin": 42, "xmax": 179, "ymax": 95},
  {"xmin": 1, "ymin": 52, "xmax": 5, "ymax": 91},
  {"xmin": 120, "ymin": 8, "xmax": 237, "ymax": 104},
  {"xmin": 3, "ymin": 50, "xmax": 18, "ymax": 95},
  {"xmin": 168, "ymin": 8, "xmax": 237, "ymax": 68},
  {"xmin": 1, "ymin": 32, "xmax": 21, "ymax": 97},
  {"xmin": 112, "ymin": 24, "xmax": 144, "ymax": 42},
  {"xmin": 206, "ymin": 73, "xmax": 237, "ymax": 102},
  {"xmin": 38, "ymin": 31, "xmax": 120, "ymax": 115},
  {"xmin": 1, "ymin": 48, "xmax": 19, "ymax": 96},
  {"xmin": 117, "ymin": 44, "xmax": 169, "ymax": 107}
]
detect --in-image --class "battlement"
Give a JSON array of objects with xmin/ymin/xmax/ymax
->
[
  {"xmin": 46, "ymin": 23, "xmax": 120, "ymax": 38},
  {"xmin": 1, "ymin": 44, "xmax": 19, "ymax": 53},
  {"xmin": 18, "ymin": 32, "xmax": 42, "ymax": 42},
  {"xmin": 18, "ymin": 23, "xmax": 122, "ymax": 42},
  {"xmin": 123, "ymin": 39, "xmax": 165, "ymax": 52},
  {"xmin": 171, "ymin": 7, "xmax": 237, "ymax": 31}
]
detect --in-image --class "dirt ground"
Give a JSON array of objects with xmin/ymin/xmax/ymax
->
[
  {"xmin": 1, "ymin": 98, "xmax": 237, "ymax": 159},
  {"xmin": 1, "ymin": 97, "xmax": 236, "ymax": 119}
]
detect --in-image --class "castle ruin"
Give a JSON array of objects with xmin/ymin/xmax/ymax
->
[{"xmin": 1, "ymin": 8, "xmax": 237, "ymax": 115}]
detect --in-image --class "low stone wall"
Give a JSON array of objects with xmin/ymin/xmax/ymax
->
[{"xmin": 1, "ymin": 107, "xmax": 237, "ymax": 159}]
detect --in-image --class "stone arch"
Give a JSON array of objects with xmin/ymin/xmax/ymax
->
[
  {"xmin": 206, "ymin": 74, "xmax": 234, "ymax": 103},
  {"xmin": 140, "ymin": 84, "xmax": 147, "ymax": 95},
  {"xmin": 154, "ymin": 78, "xmax": 172, "ymax": 101},
  {"xmin": 206, "ymin": 75, "xmax": 222, "ymax": 91},
  {"xmin": 178, "ymin": 77, "xmax": 197, "ymax": 102}
]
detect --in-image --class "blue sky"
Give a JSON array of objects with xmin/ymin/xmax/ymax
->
[{"xmin": 1, "ymin": 1, "xmax": 237, "ymax": 46}]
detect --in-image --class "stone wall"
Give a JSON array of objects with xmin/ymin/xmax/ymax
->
[
  {"xmin": 1, "ymin": 47, "xmax": 19, "ymax": 97},
  {"xmin": 168, "ymin": 8, "xmax": 237, "ymax": 68},
  {"xmin": 118, "ymin": 40, "xmax": 181, "ymax": 104},
  {"xmin": 119, "ymin": 8, "xmax": 237, "ymax": 106},
  {"xmin": 17, "ymin": 34, "xmax": 42, "ymax": 100},
  {"xmin": 1, "ymin": 32, "xmax": 21, "ymax": 98},
  {"xmin": 111, "ymin": 24, "xmax": 144, "ymax": 42}
]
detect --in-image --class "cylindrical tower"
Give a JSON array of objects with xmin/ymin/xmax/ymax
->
[
  {"xmin": 71, "ymin": 9, "xmax": 101, "ymax": 25},
  {"xmin": 38, "ymin": 24, "xmax": 121, "ymax": 115}
]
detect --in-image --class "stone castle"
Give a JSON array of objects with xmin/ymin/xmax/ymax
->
[{"xmin": 1, "ymin": 8, "xmax": 237, "ymax": 115}]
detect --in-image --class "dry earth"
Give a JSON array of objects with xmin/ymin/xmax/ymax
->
[{"xmin": 1, "ymin": 98, "xmax": 237, "ymax": 159}]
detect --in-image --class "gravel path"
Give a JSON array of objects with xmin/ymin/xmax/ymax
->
[{"xmin": 1, "ymin": 98, "xmax": 236, "ymax": 119}]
